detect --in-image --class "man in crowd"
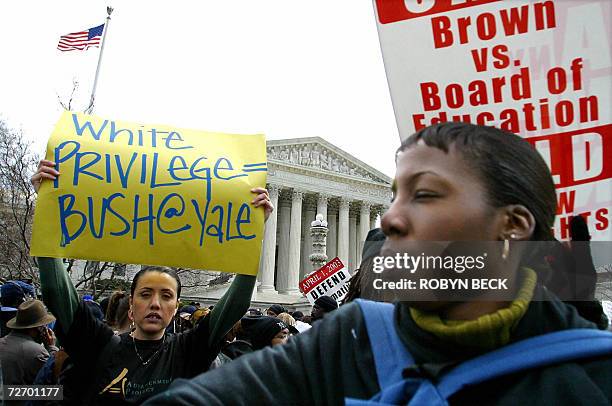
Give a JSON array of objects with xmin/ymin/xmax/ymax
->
[
  {"xmin": 0, "ymin": 280, "xmax": 36, "ymax": 337},
  {"xmin": 0, "ymin": 299, "xmax": 58, "ymax": 385},
  {"xmin": 247, "ymin": 308, "xmax": 263, "ymax": 316},
  {"xmin": 83, "ymin": 294, "xmax": 105, "ymax": 321},
  {"xmin": 266, "ymin": 304, "xmax": 287, "ymax": 317},
  {"xmin": 241, "ymin": 316, "xmax": 292, "ymax": 349},
  {"xmin": 311, "ymin": 296, "xmax": 338, "ymax": 322}
]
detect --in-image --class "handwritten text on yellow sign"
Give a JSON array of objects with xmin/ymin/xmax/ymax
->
[{"xmin": 31, "ymin": 112, "xmax": 267, "ymax": 275}]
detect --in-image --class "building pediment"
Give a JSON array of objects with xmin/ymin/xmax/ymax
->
[{"xmin": 267, "ymin": 137, "xmax": 391, "ymax": 185}]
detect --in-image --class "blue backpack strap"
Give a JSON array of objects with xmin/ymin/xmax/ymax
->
[
  {"xmin": 354, "ymin": 299, "xmax": 415, "ymax": 388},
  {"xmin": 345, "ymin": 300, "xmax": 417, "ymax": 405},
  {"xmin": 408, "ymin": 328, "xmax": 612, "ymax": 404}
]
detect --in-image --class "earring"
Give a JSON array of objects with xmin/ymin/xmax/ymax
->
[
  {"xmin": 502, "ymin": 234, "xmax": 516, "ymax": 260},
  {"xmin": 129, "ymin": 308, "xmax": 135, "ymax": 331},
  {"xmin": 502, "ymin": 239, "xmax": 510, "ymax": 260}
]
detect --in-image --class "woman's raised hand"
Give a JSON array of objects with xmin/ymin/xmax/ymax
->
[
  {"xmin": 31, "ymin": 160, "xmax": 59, "ymax": 193},
  {"xmin": 251, "ymin": 187, "xmax": 274, "ymax": 222}
]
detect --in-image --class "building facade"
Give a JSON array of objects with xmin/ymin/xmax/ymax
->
[{"xmin": 258, "ymin": 137, "xmax": 392, "ymax": 296}]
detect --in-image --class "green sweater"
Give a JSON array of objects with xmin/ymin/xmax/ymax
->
[{"xmin": 37, "ymin": 257, "xmax": 255, "ymax": 348}]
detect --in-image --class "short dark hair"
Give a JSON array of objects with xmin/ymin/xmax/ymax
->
[
  {"xmin": 399, "ymin": 122, "xmax": 556, "ymax": 241},
  {"xmin": 130, "ymin": 266, "xmax": 182, "ymax": 298}
]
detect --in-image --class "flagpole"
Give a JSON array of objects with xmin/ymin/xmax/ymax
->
[{"xmin": 87, "ymin": 6, "xmax": 113, "ymax": 113}]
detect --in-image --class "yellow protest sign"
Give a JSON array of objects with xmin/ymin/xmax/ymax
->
[{"xmin": 31, "ymin": 111, "xmax": 267, "ymax": 275}]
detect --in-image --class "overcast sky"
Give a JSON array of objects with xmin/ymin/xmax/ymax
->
[{"xmin": 0, "ymin": 1, "xmax": 400, "ymax": 177}]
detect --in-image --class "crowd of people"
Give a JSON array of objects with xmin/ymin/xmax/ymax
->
[
  {"xmin": 1, "ymin": 122, "xmax": 611, "ymax": 405},
  {"xmin": 0, "ymin": 274, "xmax": 339, "ymax": 404}
]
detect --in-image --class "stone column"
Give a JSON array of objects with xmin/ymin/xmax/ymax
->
[
  {"xmin": 317, "ymin": 194, "xmax": 329, "ymax": 219},
  {"xmin": 283, "ymin": 190, "xmax": 303, "ymax": 294},
  {"xmin": 301, "ymin": 200, "xmax": 316, "ymax": 280},
  {"xmin": 370, "ymin": 207, "xmax": 378, "ymax": 230},
  {"xmin": 349, "ymin": 213, "xmax": 357, "ymax": 271},
  {"xmin": 338, "ymin": 197, "xmax": 350, "ymax": 268},
  {"xmin": 275, "ymin": 193, "xmax": 292, "ymax": 292},
  {"xmin": 327, "ymin": 208, "xmax": 337, "ymax": 260},
  {"xmin": 256, "ymin": 250, "xmax": 263, "ymax": 290},
  {"xmin": 358, "ymin": 202, "xmax": 371, "ymax": 265},
  {"xmin": 258, "ymin": 185, "xmax": 279, "ymax": 292}
]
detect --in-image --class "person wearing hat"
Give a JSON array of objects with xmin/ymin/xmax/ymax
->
[
  {"xmin": 212, "ymin": 316, "xmax": 292, "ymax": 368},
  {"xmin": 241, "ymin": 316, "xmax": 293, "ymax": 350},
  {"xmin": 180, "ymin": 304, "xmax": 197, "ymax": 315},
  {"xmin": 0, "ymin": 299, "xmax": 58, "ymax": 385},
  {"xmin": 247, "ymin": 307, "xmax": 263, "ymax": 316},
  {"xmin": 266, "ymin": 304, "xmax": 287, "ymax": 317},
  {"xmin": 1, "ymin": 280, "xmax": 36, "ymax": 337},
  {"xmin": 311, "ymin": 296, "xmax": 338, "ymax": 322},
  {"xmin": 83, "ymin": 295, "xmax": 105, "ymax": 321},
  {"xmin": 291, "ymin": 310, "xmax": 304, "ymax": 321}
]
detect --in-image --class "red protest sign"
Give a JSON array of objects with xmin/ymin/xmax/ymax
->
[
  {"xmin": 376, "ymin": 0, "xmax": 500, "ymax": 24},
  {"xmin": 373, "ymin": 0, "xmax": 611, "ymax": 241},
  {"xmin": 299, "ymin": 257, "xmax": 351, "ymax": 305}
]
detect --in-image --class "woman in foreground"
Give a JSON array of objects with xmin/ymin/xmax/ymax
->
[{"xmin": 144, "ymin": 122, "xmax": 611, "ymax": 405}]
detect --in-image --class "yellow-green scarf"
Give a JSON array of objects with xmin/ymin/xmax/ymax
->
[{"xmin": 409, "ymin": 268, "xmax": 537, "ymax": 350}]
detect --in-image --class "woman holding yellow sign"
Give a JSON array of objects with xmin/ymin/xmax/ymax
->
[{"xmin": 32, "ymin": 160, "xmax": 273, "ymax": 405}]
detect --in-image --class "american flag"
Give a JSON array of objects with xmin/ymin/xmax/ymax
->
[{"xmin": 57, "ymin": 24, "xmax": 105, "ymax": 52}]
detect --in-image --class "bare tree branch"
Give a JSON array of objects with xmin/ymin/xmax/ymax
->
[
  {"xmin": 56, "ymin": 79, "xmax": 79, "ymax": 111},
  {"xmin": 65, "ymin": 259, "xmax": 75, "ymax": 274},
  {"xmin": 0, "ymin": 120, "xmax": 39, "ymax": 284},
  {"xmin": 74, "ymin": 261, "xmax": 111, "ymax": 289}
]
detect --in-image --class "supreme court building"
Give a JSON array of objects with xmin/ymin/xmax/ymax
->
[{"xmin": 256, "ymin": 137, "xmax": 392, "ymax": 298}]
